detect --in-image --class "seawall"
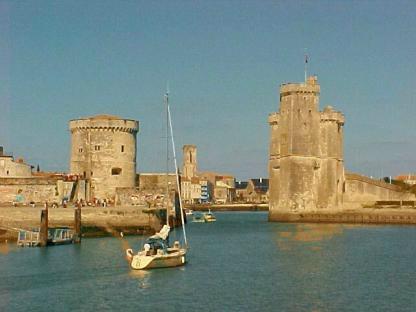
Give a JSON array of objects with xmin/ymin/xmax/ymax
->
[
  {"xmin": 0, "ymin": 205, "xmax": 161, "ymax": 242},
  {"xmin": 186, "ymin": 203, "xmax": 268, "ymax": 212},
  {"xmin": 269, "ymin": 208, "xmax": 416, "ymax": 224}
]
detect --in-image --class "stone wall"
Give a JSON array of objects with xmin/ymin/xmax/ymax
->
[
  {"xmin": 344, "ymin": 173, "xmax": 415, "ymax": 208},
  {"xmin": 0, "ymin": 177, "xmax": 74, "ymax": 205},
  {"xmin": 0, "ymin": 156, "xmax": 32, "ymax": 178},
  {"xmin": 138, "ymin": 173, "xmax": 178, "ymax": 191}
]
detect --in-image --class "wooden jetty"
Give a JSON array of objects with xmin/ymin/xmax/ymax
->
[{"xmin": 17, "ymin": 229, "xmax": 40, "ymax": 247}]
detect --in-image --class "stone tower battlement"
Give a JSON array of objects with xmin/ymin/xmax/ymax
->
[
  {"xmin": 69, "ymin": 114, "xmax": 139, "ymax": 200},
  {"xmin": 69, "ymin": 115, "xmax": 138, "ymax": 134},
  {"xmin": 320, "ymin": 106, "xmax": 344, "ymax": 124},
  {"xmin": 280, "ymin": 76, "xmax": 320, "ymax": 96},
  {"xmin": 268, "ymin": 76, "xmax": 345, "ymax": 220}
]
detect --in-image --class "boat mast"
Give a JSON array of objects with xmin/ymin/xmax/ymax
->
[
  {"xmin": 165, "ymin": 89, "xmax": 170, "ymax": 226},
  {"xmin": 166, "ymin": 91, "xmax": 188, "ymax": 247}
]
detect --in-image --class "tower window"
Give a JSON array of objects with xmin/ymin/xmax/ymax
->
[
  {"xmin": 95, "ymin": 145, "xmax": 101, "ymax": 151},
  {"xmin": 79, "ymin": 147, "xmax": 83, "ymax": 153},
  {"xmin": 121, "ymin": 145, "xmax": 124, "ymax": 152},
  {"xmin": 111, "ymin": 168, "xmax": 122, "ymax": 175}
]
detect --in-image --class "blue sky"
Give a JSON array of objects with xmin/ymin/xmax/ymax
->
[{"xmin": 0, "ymin": 0, "xmax": 415, "ymax": 180}]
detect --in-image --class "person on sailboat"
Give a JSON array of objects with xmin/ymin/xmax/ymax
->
[{"xmin": 145, "ymin": 225, "xmax": 170, "ymax": 254}]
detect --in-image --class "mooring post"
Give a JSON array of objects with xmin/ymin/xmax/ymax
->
[
  {"xmin": 39, "ymin": 202, "xmax": 49, "ymax": 247},
  {"xmin": 74, "ymin": 203, "xmax": 82, "ymax": 244}
]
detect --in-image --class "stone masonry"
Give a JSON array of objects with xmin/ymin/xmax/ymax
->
[
  {"xmin": 268, "ymin": 76, "xmax": 345, "ymax": 220},
  {"xmin": 69, "ymin": 114, "xmax": 139, "ymax": 200}
]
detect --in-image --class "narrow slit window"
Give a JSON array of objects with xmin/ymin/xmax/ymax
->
[{"xmin": 121, "ymin": 145, "xmax": 124, "ymax": 152}]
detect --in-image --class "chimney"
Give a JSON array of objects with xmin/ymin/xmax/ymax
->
[{"xmin": 0, "ymin": 146, "xmax": 3, "ymax": 156}]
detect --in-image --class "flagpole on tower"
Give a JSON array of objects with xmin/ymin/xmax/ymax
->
[{"xmin": 304, "ymin": 51, "xmax": 308, "ymax": 83}]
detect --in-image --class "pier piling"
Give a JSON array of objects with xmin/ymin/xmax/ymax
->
[
  {"xmin": 74, "ymin": 204, "xmax": 81, "ymax": 244},
  {"xmin": 39, "ymin": 203, "xmax": 49, "ymax": 247}
]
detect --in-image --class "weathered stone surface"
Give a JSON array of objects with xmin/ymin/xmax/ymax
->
[
  {"xmin": 0, "ymin": 177, "xmax": 73, "ymax": 205},
  {"xmin": 0, "ymin": 206, "xmax": 160, "ymax": 241},
  {"xmin": 268, "ymin": 77, "xmax": 415, "ymax": 221},
  {"xmin": 268, "ymin": 76, "xmax": 344, "ymax": 216},
  {"xmin": 69, "ymin": 115, "xmax": 139, "ymax": 201}
]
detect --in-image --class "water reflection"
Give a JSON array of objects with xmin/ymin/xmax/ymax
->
[
  {"xmin": 128, "ymin": 269, "xmax": 152, "ymax": 290},
  {"xmin": 0, "ymin": 243, "xmax": 9, "ymax": 255},
  {"xmin": 276, "ymin": 223, "xmax": 352, "ymax": 251},
  {"xmin": 274, "ymin": 223, "xmax": 358, "ymax": 311}
]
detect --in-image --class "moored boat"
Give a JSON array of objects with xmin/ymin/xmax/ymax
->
[
  {"xmin": 192, "ymin": 213, "xmax": 205, "ymax": 223},
  {"xmin": 48, "ymin": 228, "xmax": 74, "ymax": 245},
  {"xmin": 203, "ymin": 209, "xmax": 216, "ymax": 222}
]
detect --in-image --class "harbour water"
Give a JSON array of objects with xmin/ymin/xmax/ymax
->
[{"xmin": 1, "ymin": 212, "xmax": 416, "ymax": 311}]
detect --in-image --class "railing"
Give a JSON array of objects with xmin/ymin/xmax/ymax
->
[{"xmin": 17, "ymin": 230, "xmax": 40, "ymax": 247}]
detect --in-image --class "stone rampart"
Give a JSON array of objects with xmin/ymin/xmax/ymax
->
[
  {"xmin": 0, "ymin": 177, "xmax": 58, "ymax": 204},
  {"xmin": 344, "ymin": 173, "xmax": 415, "ymax": 208}
]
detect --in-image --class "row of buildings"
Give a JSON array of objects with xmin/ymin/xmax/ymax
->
[{"xmin": 179, "ymin": 145, "xmax": 269, "ymax": 204}]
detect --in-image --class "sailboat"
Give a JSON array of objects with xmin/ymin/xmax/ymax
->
[{"xmin": 126, "ymin": 89, "xmax": 188, "ymax": 270}]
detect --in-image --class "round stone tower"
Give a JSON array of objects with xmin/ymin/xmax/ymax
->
[{"xmin": 69, "ymin": 114, "xmax": 139, "ymax": 200}]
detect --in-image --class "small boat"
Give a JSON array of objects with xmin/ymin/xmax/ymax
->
[
  {"xmin": 203, "ymin": 210, "xmax": 216, "ymax": 222},
  {"xmin": 125, "ymin": 88, "xmax": 188, "ymax": 270},
  {"xmin": 48, "ymin": 228, "xmax": 74, "ymax": 245},
  {"xmin": 192, "ymin": 213, "xmax": 205, "ymax": 223}
]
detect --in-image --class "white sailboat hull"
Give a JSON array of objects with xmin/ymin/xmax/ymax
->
[{"xmin": 130, "ymin": 248, "xmax": 187, "ymax": 270}]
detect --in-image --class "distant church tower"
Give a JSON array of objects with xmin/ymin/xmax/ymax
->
[
  {"xmin": 268, "ymin": 76, "xmax": 345, "ymax": 221},
  {"xmin": 183, "ymin": 145, "xmax": 197, "ymax": 178}
]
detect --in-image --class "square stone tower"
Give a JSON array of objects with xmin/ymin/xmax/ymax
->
[
  {"xmin": 182, "ymin": 145, "xmax": 197, "ymax": 179},
  {"xmin": 268, "ymin": 77, "xmax": 345, "ymax": 221}
]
